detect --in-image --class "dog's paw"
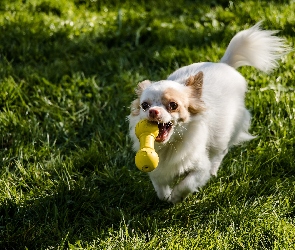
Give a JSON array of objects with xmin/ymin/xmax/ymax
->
[
  {"xmin": 170, "ymin": 185, "xmax": 198, "ymax": 204},
  {"xmin": 155, "ymin": 188, "xmax": 172, "ymax": 202},
  {"xmin": 170, "ymin": 190, "xmax": 185, "ymax": 204},
  {"xmin": 159, "ymin": 194, "xmax": 172, "ymax": 203},
  {"xmin": 171, "ymin": 196, "xmax": 183, "ymax": 204}
]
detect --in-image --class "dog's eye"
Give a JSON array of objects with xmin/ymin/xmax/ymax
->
[
  {"xmin": 141, "ymin": 102, "xmax": 150, "ymax": 111},
  {"xmin": 169, "ymin": 102, "xmax": 178, "ymax": 111}
]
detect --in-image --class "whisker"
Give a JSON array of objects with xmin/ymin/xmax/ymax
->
[{"xmin": 168, "ymin": 141, "xmax": 178, "ymax": 153}]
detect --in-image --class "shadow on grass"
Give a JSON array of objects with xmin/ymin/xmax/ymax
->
[
  {"xmin": 0, "ymin": 1, "xmax": 241, "ymax": 84},
  {"xmin": 1, "ymin": 0, "xmax": 294, "ymax": 248},
  {"xmin": 1, "ymin": 143, "xmax": 295, "ymax": 248},
  {"xmin": 0, "ymin": 167, "xmax": 172, "ymax": 248}
]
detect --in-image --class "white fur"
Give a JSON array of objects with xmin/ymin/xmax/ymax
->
[{"xmin": 128, "ymin": 23, "xmax": 289, "ymax": 203}]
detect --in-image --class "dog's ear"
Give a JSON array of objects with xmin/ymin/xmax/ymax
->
[
  {"xmin": 130, "ymin": 98, "xmax": 140, "ymax": 116},
  {"xmin": 186, "ymin": 72, "xmax": 205, "ymax": 114},
  {"xmin": 130, "ymin": 80, "xmax": 151, "ymax": 116},
  {"xmin": 185, "ymin": 71, "xmax": 203, "ymax": 99},
  {"xmin": 135, "ymin": 80, "xmax": 151, "ymax": 97}
]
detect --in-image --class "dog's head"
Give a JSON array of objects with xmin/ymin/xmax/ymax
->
[{"xmin": 130, "ymin": 71, "xmax": 205, "ymax": 143}]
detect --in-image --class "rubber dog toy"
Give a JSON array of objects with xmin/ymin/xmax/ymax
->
[{"xmin": 135, "ymin": 120, "xmax": 159, "ymax": 172}]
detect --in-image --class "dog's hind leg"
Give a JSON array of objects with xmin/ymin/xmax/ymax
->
[
  {"xmin": 209, "ymin": 148, "xmax": 228, "ymax": 176},
  {"xmin": 230, "ymin": 109, "xmax": 255, "ymax": 146}
]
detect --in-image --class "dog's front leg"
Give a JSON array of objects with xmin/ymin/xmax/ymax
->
[
  {"xmin": 150, "ymin": 178, "xmax": 172, "ymax": 202},
  {"xmin": 170, "ymin": 157, "xmax": 211, "ymax": 204}
]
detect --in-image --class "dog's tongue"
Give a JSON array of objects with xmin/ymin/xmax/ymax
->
[{"xmin": 156, "ymin": 123, "xmax": 172, "ymax": 142}]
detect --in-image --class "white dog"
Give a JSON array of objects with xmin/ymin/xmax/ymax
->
[{"xmin": 128, "ymin": 22, "xmax": 288, "ymax": 204}]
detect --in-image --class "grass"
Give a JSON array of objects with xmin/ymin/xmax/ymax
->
[{"xmin": 0, "ymin": 0, "xmax": 294, "ymax": 249}]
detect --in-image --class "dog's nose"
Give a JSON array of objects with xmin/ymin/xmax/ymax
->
[{"xmin": 149, "ymin": 109, "xmax": 159, "ymax": 119}]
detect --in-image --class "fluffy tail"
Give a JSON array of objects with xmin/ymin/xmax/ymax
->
[{"xmin": 220, "ymin": 22, "xmax": 290, "ymax": 73}]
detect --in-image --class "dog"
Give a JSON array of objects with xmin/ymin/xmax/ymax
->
[{"xmin": 128, "ymin": 22, "xmax": 289, "ymax": 204}]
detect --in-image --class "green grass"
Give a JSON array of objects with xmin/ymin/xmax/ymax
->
[{"xmin": 0, "ymin": 0, "xmax": 294, "ymax": 249}]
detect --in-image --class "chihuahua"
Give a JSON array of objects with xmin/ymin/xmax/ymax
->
[{"xmin": 128, "ymin": 22, "xmax": 288, "ymax": 203}]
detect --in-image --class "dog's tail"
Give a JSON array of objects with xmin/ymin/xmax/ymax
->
[{"xmin": 220, "ymin": 22, "xmax": 290, "ymax": 73}]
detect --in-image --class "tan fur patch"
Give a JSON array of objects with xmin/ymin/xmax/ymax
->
[
  {"xmin": 130, "ymin": 98, "xmax": 140, "ymax": 116},
  {"xmin": 186, "ymin": 72, "xmax": 205, "ymax": 114},
  {"xmin": 162, "ymin": 87, "xmax": 190, "ymax": 122},
  {"xmin": 130, "ymin": 80, "xmax": 152, "ymax": 116},
  {"xmin": 135, "ymin": 80, "xmax": 151, "ymax": 97},
  {"xmin": 186, "ymin": 71, "xmax": 203, "ymax": 99}
]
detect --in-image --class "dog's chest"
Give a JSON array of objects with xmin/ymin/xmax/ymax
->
[{"xmin": 156, "ymin": 141, "xmax": 196, "ymax": 173}]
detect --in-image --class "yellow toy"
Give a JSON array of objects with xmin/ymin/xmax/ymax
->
[{"xmin": 135, "ymin": 119, "xmax": 159, "ymax": 172}]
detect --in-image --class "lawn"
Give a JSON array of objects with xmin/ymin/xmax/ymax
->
[{"xmin": 0, "ymin": 0, "xmax": 294, "ymax": 249}]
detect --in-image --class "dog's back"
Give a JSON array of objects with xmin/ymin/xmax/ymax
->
[{"xmin": 167, "ymin": 21, "xmax": 290, "ymax": 156}]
